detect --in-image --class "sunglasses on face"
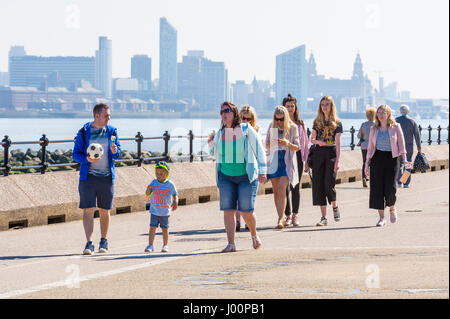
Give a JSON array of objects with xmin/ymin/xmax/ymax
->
[
  {"xmin": 275, "ymin": 117, "xmax": 285, "ymax": 122},
  {"xmin": 242, "ymin": 117, "xmax": 252, "ymax": 121},
  {"xmin": 220, "ymin": 108, "xmax": 232, "ymax": 115},
  {"xmin": 377, "ymin": 111, "xmax": 387, "ymax": 115}
]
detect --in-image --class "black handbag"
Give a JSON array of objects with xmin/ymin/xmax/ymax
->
[
  {"xmin": 413, "ymin": 152, "xmax": 430, "ymax": 173},
  {"xmin": 307, "ymin": 144, "xmax": 317, "ymax": 169}
]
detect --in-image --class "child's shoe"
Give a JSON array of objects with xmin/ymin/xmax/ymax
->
[{"xmin": 144, "ymin": 244, "xmax": 154, "ymax": 253}]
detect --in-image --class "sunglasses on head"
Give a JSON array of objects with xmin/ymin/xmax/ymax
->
[
  {"xmin": 275, "ymin": 117, "xmax": 285, "ymax": 122},
  {"xmin": 220, "ymin": 108, "xmax": 232, "ymax": 115}
]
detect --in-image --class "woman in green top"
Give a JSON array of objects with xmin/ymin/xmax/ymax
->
[{"xmin": 208, "ymin": 102, "xmax": 267, "ymax": 253}]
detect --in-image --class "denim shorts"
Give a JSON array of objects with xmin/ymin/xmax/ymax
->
[
  {"xmin": 78, "ymin": 174, "xmax": 114, "ymax": 210},
  {"xmin": 150, "ymin": 214, "xmax": 170, "ymax": 229},
  {"xmin": 267, "ymin": 150, "xmax": 287, "ymax": 179},
  {"xmin": 218, "ymin": 171, "xmax": 259, "ymax": 213}
]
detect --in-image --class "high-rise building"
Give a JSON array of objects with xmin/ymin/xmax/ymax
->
[
  {"xmin": 159, "ymin": 17, "xmax": 178, "ymax": 99},
  {"xmin": 232, "ymin": 80, "xmax": 250, "ymax": 107},
  {"xmin": 177, "ymin": 51, "xmax": 228, "ymax": 110},
  {"xmin": 131, "ymin": 55, "xmax": 152, "ymax": 92},
  {"xmin": 276, "ymin": 44, "xmax": 308, "ymax": 110},
  {"xmin": 8, "ymin": 46, "xmax": 26, "ymax": 59},
  {"xmin": 200, "ymin": 59, "xmax": 228, "ymax": 110},
  {"xmin": 0, "ymin": 72, "xmax": 9, "ymax": 86},
  {"xmin": 177, "ymin": 51, "xmax": 203, "ymax": 102},
  {"xmin": 95, "ymin": 36, "xmax": 112, "ymax": 98},
  {"xmin": 9, "ymin": 55, "xmax": 95, "ymax": 88},
  {"xmin": 8, "ymin": 46, "xmax": 26, "ymax": 79}
]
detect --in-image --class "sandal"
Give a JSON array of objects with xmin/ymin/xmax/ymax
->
[
  {"xmin": 275, "ymin": 223, "xmax": 284, "ymax": 229},
  {"xmin": 252, "ymin": 235, "xmax": 262, "ymax": 250},
  {"xmin": 221, "ymin": 243, "xmax": 236, "ymax": 253}
]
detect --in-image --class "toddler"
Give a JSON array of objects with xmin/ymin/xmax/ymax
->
[{"xmin": 145, "ymin": 161, "xmax": 178, "ymax": 252}]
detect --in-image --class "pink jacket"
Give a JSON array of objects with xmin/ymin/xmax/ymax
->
[
  {"xmin": 297, "ymin": 123, "xmax": 309, "ymax": 162},
  {"xmin": 366, "ymin": 123, "xmax": 407, "ymax": 162}
]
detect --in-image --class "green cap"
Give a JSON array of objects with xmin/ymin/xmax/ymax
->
[{"xmin": 155, "ymin": 161, "xmax": 170, "ymax": 174}]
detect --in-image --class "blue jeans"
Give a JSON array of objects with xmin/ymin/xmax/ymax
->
[
  {"xmin": 218, "ymin": 171, "xmax": 259, "ymax": 212},
  {"xmin": 397, "ymin": 152, "xmax": 413, "ymax": 186}
]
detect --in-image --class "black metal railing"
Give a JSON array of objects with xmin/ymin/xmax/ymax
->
[
  {"xmin": 0, "ymin": 130, "xmax": 213, "ymax": 176},
  {"xmin": 1, "ymin": 125, "xmax": 448, "ymax": 176}
]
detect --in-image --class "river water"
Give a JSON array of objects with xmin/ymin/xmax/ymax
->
[{"xmin": 0, "ymin": 117, "xmax": 448, "ymax": 153}]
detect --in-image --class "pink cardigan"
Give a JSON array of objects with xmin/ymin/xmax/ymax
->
[
  {"xmin": 366, "ymin": 123, "xmax": 407, "ymax": 162},
  {"xmin": 297, "ymin": 123, "xmax": 309, "ymax": 162}
]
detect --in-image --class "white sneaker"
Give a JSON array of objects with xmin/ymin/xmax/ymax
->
[
  {"xmin": 144, "ymin": 245, "xmax": 154, "ymax": 252},
  {"xmin": 376, "ymin": 219, "xmax": 386, "ymax": 227},
  {"xmin": 390, "ymin": 209, "xmax": 398, "ymax": 223},
  {"xmin": 161, "ymin": 245, "xmax": 169, "ymax": 253}
]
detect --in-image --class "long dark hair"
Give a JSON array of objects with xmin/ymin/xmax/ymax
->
[
  {"xmin": 220, "ymin": 101, "xmax": 241, "ymax": 129},
  {"xmin": 282, "ymin": 93, "xmax": 304, "ymax": 126}
]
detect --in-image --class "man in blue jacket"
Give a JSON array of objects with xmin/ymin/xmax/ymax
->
[
  {"xmin": 395, "ymin": 104, "xmax": 422, "ymax": 188},
  {"xmin": 73, "ymin": 103, "xmax": 121, "ymax": 255}
]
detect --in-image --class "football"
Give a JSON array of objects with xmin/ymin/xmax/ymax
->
[{"xmin": 87, "ymin": 143, "xmax": 104, "ymax": 159}]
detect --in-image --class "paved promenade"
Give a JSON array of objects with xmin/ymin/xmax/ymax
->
[{"xmin": 0, "ymin": 170, "xmax": 448, "ymax": 299}]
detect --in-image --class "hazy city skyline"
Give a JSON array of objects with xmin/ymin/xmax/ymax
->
[{"xmin": 0, "ymin": 0, "xmax": 448, "ymax": 99}]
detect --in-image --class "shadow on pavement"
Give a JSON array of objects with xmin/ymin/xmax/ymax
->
[
  {"xmin": 0, "ymin": 253, "xmax": 80, "ymax": 261},
  {"xmin": 97, "ymin": 250, "xmax": 221, "ymax": 262},
  {"xmin": 286, "ymin": 225, "xmax": 377, "ymax": 233},
  {"xmin": 140, "ymin": 228, "xmax": 227, "ymax": 237}
]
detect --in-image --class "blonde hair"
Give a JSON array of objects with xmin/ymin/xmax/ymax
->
[
  {"xmin": 374, "ymin": 105, "xmax": 396, "ymax": 129},
  {"xmin": 313, "ymin": 96, "xmax": 340, "ymax": 131},
  {"xmin": 271, "ymin": 105, "xmax": 293, "ymax": 138},
  {"xmin": 239, "ymin": 105, "xmax": 259, "ymax": 131},
  {"xmin": 366, "ymin": 107, "xmax": 376, "ymax": 121}
]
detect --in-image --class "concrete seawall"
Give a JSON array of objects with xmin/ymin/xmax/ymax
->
[{"xmin": 0, "ymin": 145, "xmax": 448, "ymax": 231}]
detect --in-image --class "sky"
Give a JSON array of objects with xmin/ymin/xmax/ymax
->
[{"xmin": 0, "ymin": 0, "xmax": 448, "ymax": 99}]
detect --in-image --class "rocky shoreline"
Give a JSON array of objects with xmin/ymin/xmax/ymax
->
[{"xmin": 0, "ymin": 148, "xmax": 210, "ymax": 174}]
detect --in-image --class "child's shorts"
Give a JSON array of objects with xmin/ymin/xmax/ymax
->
[{"xmin": 150, "ymin": 214, "xmax": 169, "ymax": 229}]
